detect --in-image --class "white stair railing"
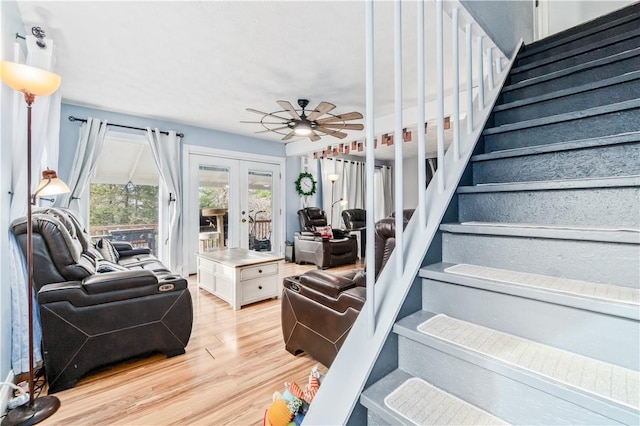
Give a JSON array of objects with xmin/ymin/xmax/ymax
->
[{"xmin": 305, "ymin": 0, "xmax": 522, "ymax": 423}]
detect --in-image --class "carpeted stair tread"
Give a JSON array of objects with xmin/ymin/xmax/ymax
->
[
  {"xmin": 417, "ymin": 315, "xmax": 640, "ymax": 410},
  {"xmin": 384, "ymin": 377, "xmax": 508, "ymax": 425},
  {"xmin": 444, "ymin": 264, "xmax": 639, "ymax": 306}
]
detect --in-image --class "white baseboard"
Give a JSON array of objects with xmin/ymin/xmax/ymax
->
[{"xmin": 0, "ymin": 369, "xmax": 15, "ymax": 416}]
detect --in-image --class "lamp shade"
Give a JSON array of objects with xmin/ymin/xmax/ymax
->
[
  {"xmin": 0, "ymin": 61, "xmax": 61, "ymax": 96},
  {"xmin": 36, "ymin": 170, "xmax": 70, "ymax": 197},
  {"xmin": 328, "ymin": 174, "xmax": 340, "ymax": 183}
]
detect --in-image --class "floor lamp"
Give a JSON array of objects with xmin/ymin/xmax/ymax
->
[
  {"xmin": 1, "ymin": 61, "xmax": 64, "ymax": 426},
  {"xmin": 328, "ymin": 173, "xmax": 339, "ymax": 226}
]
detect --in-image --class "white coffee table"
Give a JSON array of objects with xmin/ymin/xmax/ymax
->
[{"xmin": 196, "ymin": 248, "xmax": 284, "ymax": 310}]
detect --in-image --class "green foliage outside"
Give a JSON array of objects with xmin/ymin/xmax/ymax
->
[
  {"xmin": 199, "ymin": 186, "xmax": 272, "ymax": 217},
  {"xmin": 90, "ymin": 183, "xmax": 158, "ymax": 227}
]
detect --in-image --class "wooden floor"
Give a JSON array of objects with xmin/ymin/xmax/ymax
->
[{"xmin": 40, "ymin": 259, "xmax": 363, "ymax": 426}]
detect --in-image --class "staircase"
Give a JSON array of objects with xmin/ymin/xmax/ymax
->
[{"xmin": 360, "ymin": 5, "xmax": 640, "ymax": 425}]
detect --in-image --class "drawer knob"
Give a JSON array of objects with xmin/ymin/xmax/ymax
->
[
  {"xmin": 258, "ymin": 285, "xmax": 263, "ymax": 290},
  {"xmin": 258, "ymin": 269, "xmax": 262, "ymax": 273}
]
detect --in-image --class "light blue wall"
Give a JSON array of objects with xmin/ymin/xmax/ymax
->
[
  {"xmin": 59, "ymin": 103, "xmax": 287, "ymax": 182},
  {"xmin": 461, "ymin": 0, "xmax": 534, "ymax": 57},
  {"xmin": 0, "ymin": 0, "xmax": 26, "ymax": 385}
]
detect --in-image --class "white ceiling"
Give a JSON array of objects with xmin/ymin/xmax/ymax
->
[{"xmin": 17, "ymin": 1, "xmax": 465, "ymax": 160}]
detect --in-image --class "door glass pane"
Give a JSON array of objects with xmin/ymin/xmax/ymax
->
[
  {"xmin": 198, "ymin": 165, "xmax": 229, "ymax": 252},
  {"xmin": 248, "ymin": 170, "xmax": 273, "ymax": 252}
]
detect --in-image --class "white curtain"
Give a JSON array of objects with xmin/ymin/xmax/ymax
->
[
  {"xmin": 374, "ymin": 166, "xmax": 393, "ymax": 222},
  {"xmin": 320, "ymin": 158, "xmax": 384, "ymax": 228},
  {"xmin": 146, "ymin": 129, "xmax": 183, "ymax": 273},
  {"xmin": 54, "ymin": 118, "xmax": 108, "ymax": 219},
  {"xmin": 9, "ymin": 35, "xmax": 62, "ymax": 373}
]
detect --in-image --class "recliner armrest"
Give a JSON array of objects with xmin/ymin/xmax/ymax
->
[
  {"xmin": 82, "ymin": 270, "xmax": 157, "ymax": 294},
  {"xmin": 299, "ymin": 270, "xmax": 356, "ymax": 298},
  {"xmin": 117, "ymin": 248, "xmax": 152, "ymax": 257},
  {"xmin": 112, "ymin": 241, "xmax": 134, "ymax": 251}
]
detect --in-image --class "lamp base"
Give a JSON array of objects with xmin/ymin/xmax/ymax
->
[{"xmin": 1, "ymin": 396, "xmax": 60, "ymax": 426}]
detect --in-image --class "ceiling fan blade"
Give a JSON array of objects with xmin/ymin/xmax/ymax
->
[
  {"xmin": 282, "ymin": 130, "xmax": 297, "ymax": 141},
  {"xmin": 315, "ymin": 126, "xmax": 348, "ymax": 139},
  {"xmin": 255, "ymin": 126, "xmax": 290, "ymax": 134},
  {"xmin": 316, "ymin": 111, "xmax": 364, "ymax": 123},
  {"xmin": 307, "ymin": 102, "xmax": 336, "ymax": 121},
  {"xmin": 320, "ymin": 123, "xmax": 364, "ymax": 131},
  {"xmin": 246, "ymin": 108, "xmax": 290, "ymax": 122},
  {"xmin": 309, "ymin": 131, "xmax": 321, "ymax": 142},
  {"xmin": 240, "ymin": 120, "xmax": 288, "ymax": 124},
  {"xmin": 276, "ymin": 100, "xmax": 301, "ymax": 120}
]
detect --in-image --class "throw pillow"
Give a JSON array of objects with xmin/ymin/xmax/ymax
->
[
  {"xmin": 96, "ymin": 238, "xmax": 120, "ymax": 263},
  {"xmin": 314, "ymin": 225, "xmax": 333, "ymax": 239}
]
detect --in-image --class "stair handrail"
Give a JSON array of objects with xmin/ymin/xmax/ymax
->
[{"xmin": 303, "ymin": 0, "xmax": 523, "ymax": 423}]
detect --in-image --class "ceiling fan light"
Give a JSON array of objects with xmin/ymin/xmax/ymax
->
[{"xmin": 294, "ymin": 121, "xmax": 312, "ymax": 136}]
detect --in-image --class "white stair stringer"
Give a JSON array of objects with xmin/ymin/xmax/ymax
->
[{"xmin": 415, "ymin": 314, "xmax": 640, "ymax": 425}]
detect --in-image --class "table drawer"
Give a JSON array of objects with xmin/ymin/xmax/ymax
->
[
  {"xmin": 240, "ymin": 262, "xmax": 278, "ymax": 281},
  {"xmin": 241, "ymin": 276, "xmax": 278, "ymax": 303},
  {"xmin": 197, "ymin": 257, "xmax": 215, "ymax": 273}
]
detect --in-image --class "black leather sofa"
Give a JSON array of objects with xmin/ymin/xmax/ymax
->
[
  {"xmin": 11, "ymin": 207, "xmax": 193, "ymax": 393},
  {"xmin": 293, "ymin": 207, "xmax": 358, "ymax": 269},
  {"xmin": 282, "ymin": 210, "xmax": 413, "ymax": 367}
]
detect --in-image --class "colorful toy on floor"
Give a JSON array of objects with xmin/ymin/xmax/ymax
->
[{"xmin": 264, "ymin": 365, "xmax": 324, "ymax": 426}]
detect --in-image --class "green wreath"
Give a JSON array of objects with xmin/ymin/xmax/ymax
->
[{"xmin": 295, "ymin": 172, "xmax": 317, "ymax": 197}]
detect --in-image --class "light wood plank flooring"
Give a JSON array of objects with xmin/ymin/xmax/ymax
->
[{"xmin": 40, "ymin": 259, "xmax": 363, "ymax": 426}]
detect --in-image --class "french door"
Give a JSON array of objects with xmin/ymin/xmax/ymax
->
[{"xmin": 184, "ymin": 148, "xmax": 283, "ymax": 274}]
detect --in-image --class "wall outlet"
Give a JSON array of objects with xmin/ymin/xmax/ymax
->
[{"xmin": 0, "ymin": 369, "xmax": 15, "ymax": 416}]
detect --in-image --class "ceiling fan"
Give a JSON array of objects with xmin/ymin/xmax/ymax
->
[{"xmin": 242, "ymin": 99, "xmax": 364, "ymax": 142}]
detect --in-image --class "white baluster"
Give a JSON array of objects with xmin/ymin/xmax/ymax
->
[
  {"xmin": 477, "ymin": 35, "xmax": 484, "ymax": 110},
  {"xmin": 466, "ymin": 23, "xmax": 473, "ymax": 134},
  {"xmin": 487, "ymin": 46, "xmax": 494, "ymax": 91},
  {"xmin": 417, "ymin": 0, "xmax": 426, "ymax": 228},
  {"xmin": 452, "ymin": 7, "xmax": 460, "ymax": 161},
  {"xmin": 394, "ymin": 0, "xmax": 404, "ymax": 277},
  {"xmin": 365, "ymin": 0, "xmax": 375, "ymax": 337},
  {"xmin": 436, "ymin": 0, "xmax": 444, "ymax": 193}
]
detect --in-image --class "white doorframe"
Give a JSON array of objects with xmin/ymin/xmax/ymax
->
[{"xmin": 182, "ymin": 145, "xmax": 285, "ymax": 275}]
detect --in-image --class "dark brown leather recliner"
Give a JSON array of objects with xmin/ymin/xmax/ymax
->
[
  {"xmin": 282, "ymin": 209, "xmax": 413, "ymax": 367},
  {"xmin": 342, "ymin": 208, "xmax": 367, "ymax": 258},
  {"xmin": 11, "ymin": 208, "xmax": 193, "ymax": 393},
  {"xmin": 294, "ymin": 207, "xmax": 358, "ymax": 269}
]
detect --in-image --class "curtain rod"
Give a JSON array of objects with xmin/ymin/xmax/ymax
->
[{"xmin": 68, "ymin": 116, "xmax": 184, "ymax": 138}]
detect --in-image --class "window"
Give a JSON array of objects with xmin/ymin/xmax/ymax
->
[{"xmin": 89, "ymin": 132, "xmax": 159, "ymax": 255}]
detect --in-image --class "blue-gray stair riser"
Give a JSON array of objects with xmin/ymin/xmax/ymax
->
[
  {"xmin": 441, "ymin": 232, "xmax": 639, "ymax": 287},
  {"xmin": 420, "ymin": 279, "xmax": 640, "ymax": 370},
  {"xmin": 503, "ymin": 54, "xmax": 640, "ymax": 103},
  {"xmin": 473, "ymin": 142, "xmax": 640, "ymax": 184},
  {"xmin": 367, "ymin": 411, "xmax": 391, "ymax": 426},
  {"xmin": 512, "ymin": 35, "xmax": 640, "ymax": 84},
  {"xmin": 494, "ymin": 78, "xmax": 640, "ymax": 126},
  {"xmin": 484, "ymin": 108, "xmax": 640, "ymax": 152},
  {"xmin": 519, "ymin": 18, "xmax": 640, "ymax": 66},
  {"xmin": 458, "ymin": 187, "xmax": 640, "ymax": 229},
  {"xmin": 397, "ymin": 337, "xmax": 623, "ymax": 425}
]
